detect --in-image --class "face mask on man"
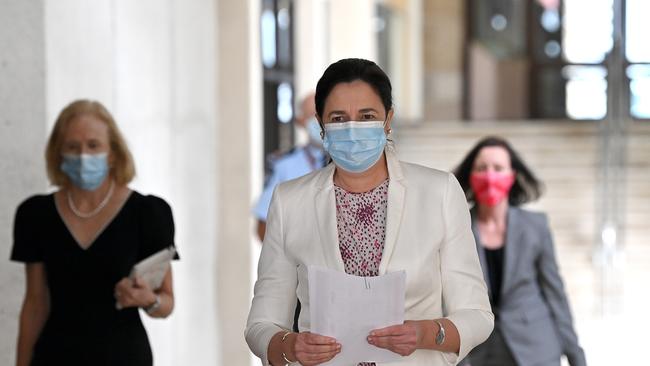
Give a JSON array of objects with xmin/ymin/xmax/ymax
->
[
  {"xmin": 61, "ymin": 153, "xmax": 109, "ymax": 191},
  {"xmin": 322, "ymin": 120, "xmax": 387, "ymax": 173},
  {"xmin": 470, "ymin": 171, "xmax": 515, "ymax": 206}
]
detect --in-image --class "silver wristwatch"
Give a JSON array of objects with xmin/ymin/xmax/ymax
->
[
  {"xmin": 144, "ymin": 295, "xmax": 161, "ymax": 314},
  {"xmin": 434, "ymin": 320, "xmax": 446, "ymax": 345}
]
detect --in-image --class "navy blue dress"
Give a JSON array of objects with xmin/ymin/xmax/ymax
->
[{"xmin": 11, "ymin": 191, "xmax": 178, "ymax": 366}]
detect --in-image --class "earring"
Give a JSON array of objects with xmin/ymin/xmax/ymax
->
[{"xmin": 320, "ymin": 130, "xmax": 324, "ymax": 139}]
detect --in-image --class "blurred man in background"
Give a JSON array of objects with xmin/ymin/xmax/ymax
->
[{"xmin": 253, "ymin": 92, "xmax": 327, "ymax": 241}]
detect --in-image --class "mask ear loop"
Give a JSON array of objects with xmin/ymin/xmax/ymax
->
[
  {"xmin": 318, "ymin": 120, "xmax": 333, "ymax": 165},
  {"xmin": 383, "ymin": 118, "xmax": 397, "ymax": 153},
  {"xmin": 383, "ymin": 118, "xmax": 394, "ymax": 144}
]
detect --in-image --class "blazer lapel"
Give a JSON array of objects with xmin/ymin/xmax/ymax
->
[
  {"xmin": 379, "ymin": 147, "xmax": 406, "ymax": 275},
  {"xmin": 314, "ymin": 164, "xmax": 345, "ymax": 272},
  {"xmin": 501, "ymin": 206, "xmax": 523, "ymax": 297}
]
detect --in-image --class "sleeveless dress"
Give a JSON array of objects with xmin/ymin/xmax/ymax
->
[{"xmin": 335, "ymin": 179, "xmax": 389, "ymax": 366}]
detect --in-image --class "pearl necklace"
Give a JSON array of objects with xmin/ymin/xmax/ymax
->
[{"xmin": 67, "ymin": 180, "xmax": 115, "ymax": 219}]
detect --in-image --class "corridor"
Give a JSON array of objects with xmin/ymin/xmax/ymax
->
[{"xmin": 396, "ymin": 119, "xmax": 650, "ymax": 365}]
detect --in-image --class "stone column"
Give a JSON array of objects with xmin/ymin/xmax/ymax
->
[
  {"xmin": 423, "ymin": 0, "xmax": 465, "ymax": 120},
  {"xmin": 329, "ymin": 0, "xmax": 377, "ymax": 62},
  {"xmin": 294, "ymin": 0, "xmax": 330, "ymax": 98},
  {"xmin": 216, "ymin": 0, "xmax": 261, "ymax": 365},
  {"xmin": 0, "ymin": 1, "xmax": 47, "ymax": 364}
]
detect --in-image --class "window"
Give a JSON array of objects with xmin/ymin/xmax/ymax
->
[{"xmin": 261, "ymin": 0, "xmax": 295, "ymax": 161}]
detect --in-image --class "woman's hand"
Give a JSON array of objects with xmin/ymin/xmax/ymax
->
[
  {"xmin": 366, "ymin": 320, "xmax": 423, "ymax": 356},
  {"xmin": 287, "ymin": 332, "xmax": 341, "ymax": 366},
  {"xmin": 114, "ymin": 277, "xmax": 157, "ymax": 309}
]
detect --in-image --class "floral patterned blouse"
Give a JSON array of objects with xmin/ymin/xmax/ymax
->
[{"xmin": 335, "ymin": 179, "xmax": 389, "ymax": 366}]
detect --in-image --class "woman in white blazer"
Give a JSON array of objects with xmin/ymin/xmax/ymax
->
[
  {"xmin": 245, "ymin": 58, "xmax": 493, "ymax": 366},
  {"xmin": 453, "ymin": 136, "xmax": 586, "ymax": 366}
]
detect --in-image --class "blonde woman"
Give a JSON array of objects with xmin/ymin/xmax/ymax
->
[{"xmin": 11, "ymin": 100, "xmax": 178, "ymax": 366}]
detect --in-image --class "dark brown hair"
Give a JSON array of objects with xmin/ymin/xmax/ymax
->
[
  {"xmin": 453, "ymin": 136, "xmax": 543, "ymax": 206},
  {"xmin": 315, "ymin": 58, "xmax": 392, "ymax": 118}
]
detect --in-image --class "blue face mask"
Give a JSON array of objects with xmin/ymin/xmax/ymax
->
[
  {"xmin": 306, "ymin": 117, "xmax": 323, "ymax": 145},
  {"xmin": 323, "ymin": 121, "xmax": 387, "ymax": 173},
  {"xmin": 60, "ymin": 153, "xmax": 110, "ymax": 191}
]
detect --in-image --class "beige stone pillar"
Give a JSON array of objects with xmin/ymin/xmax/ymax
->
[
  {"xmin": 329, "ymin": 0, "xmax": 378, "ymax": 62},
  {"xmin": 384, "ymin": 0, "xmax": 424, "ymax": 122},
  {"xmin": 0, "ymin": 1, "xmax": 47, "ymax": 364},
  {"xmin": 295, "ymin": 0, "xmax": 330, "ymax": 98},
  {"xmin": 423, "ymin": 0, "xmax": 465, "ymax": 120},
  {"xmin": 216, "ymin": 0, "xmax": 261, "ymax": 365}
]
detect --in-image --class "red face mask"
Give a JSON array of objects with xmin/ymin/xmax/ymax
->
[{"xmin": 470, "ymin": 172, "xmax": 515, "ymax": 206}]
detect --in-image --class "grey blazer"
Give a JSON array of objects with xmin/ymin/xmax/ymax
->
[{"xmin": 469, "ymin": 207, "xmax": 586, "ymax": 366}]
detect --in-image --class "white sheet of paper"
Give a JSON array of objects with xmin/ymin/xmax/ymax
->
[
  {"xmin": 130, "ymin": 246, "xmax": 176, "ymax": 290},
  {"xmin": 308, "ymin": 266, "xmax": 406, "ymax": 366},
  {"xmin": 115, "ymin": 246, "xmax": 176, "ymax": 310}
]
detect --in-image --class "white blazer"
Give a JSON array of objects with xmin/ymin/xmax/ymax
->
[{"xmin": 245, "ymin": 147, "xmax": 494, "ymax": 366}]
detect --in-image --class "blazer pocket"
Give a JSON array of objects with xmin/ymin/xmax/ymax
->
[{"xmin": 522, "ymin": 304, "xmax": 552, "ymax": 323}]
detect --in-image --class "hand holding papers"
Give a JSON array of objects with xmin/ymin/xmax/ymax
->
[
  {"xmin": 130, "ymin": 246, "xmax": 176, "ymax": 290},
  {"xmin": 308, "ymin": 266, "xmax": 406, "ymax": 366},
  {"xmin": 115, "ymin": 246, "xmax": 176, "ymax": 310}
]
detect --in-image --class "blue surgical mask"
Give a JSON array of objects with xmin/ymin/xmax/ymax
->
[
  {"xmin": 323, "ymin": 121, "xmax": 387, "ymax": 173},
  {"xmin": 306, "ymin": 117, "xmax": 323, "ymax": 145},
  {"xmin": 61, "ymin": 153, "xmax": 110, "ymax": 190}
]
